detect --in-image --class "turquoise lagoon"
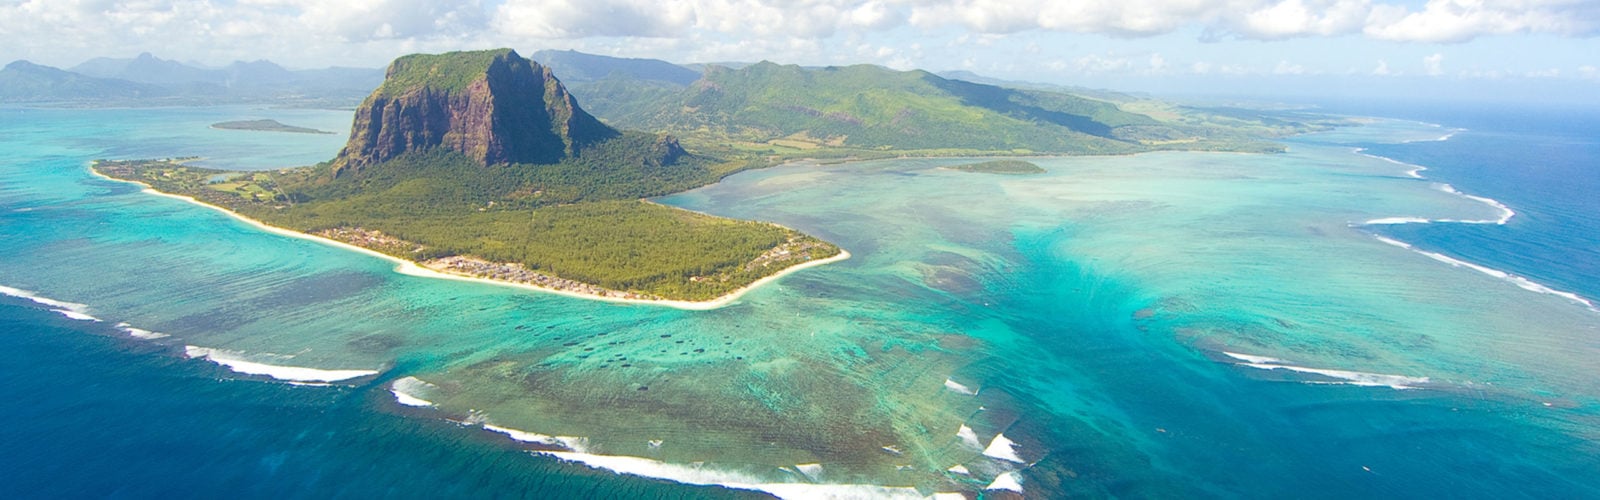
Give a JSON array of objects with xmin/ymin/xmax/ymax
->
[{"xmin": 1, "ymin": 105, "xmax": 1597, "ymax": 498}]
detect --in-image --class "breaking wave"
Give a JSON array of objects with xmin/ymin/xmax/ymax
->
[
  {"xmin": 943, "ymin": 377, "xmax": 978, "ymax": 395},
  {"xmin": 183, "ymin": 346, "xmax": 380, "ymax": 383},
  {"xmin": 390, "ymin": 376, "xmax": 437, "ymax": 407},
  {"xmin": 983, "ymin": 433, "xmax": 1024, "ymax": 463},
  {"xmin": 0, "ymin": 284, "xmax": 98, "ymax": 321},
  {"xmin": 1355, "ymin": 150, "xmax": 1594, "ymax": 313},
  {"xmin": 1222, "ymin": 351, "xmax": 1430, "ymax": 390},
  {"xmin": 1372, "ymin": 237, "xmax": 1596, "ymax": 311}
]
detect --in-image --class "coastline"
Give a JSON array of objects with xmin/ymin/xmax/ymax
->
[{"xmin": 88, "ymin": 167, "xmax": 850, "ymax": 310}]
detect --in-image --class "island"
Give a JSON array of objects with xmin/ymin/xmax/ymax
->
[
  {"xmin": 945, "ymin": 159, "xmax": 1046, "ymax": 174},
  {"xmin": 210, "ymin": 119, "xmax": 334, "ymax": 134},
  {"xmin": 95, "ymin": 49, "xmax": 844, "ymax": 305}
]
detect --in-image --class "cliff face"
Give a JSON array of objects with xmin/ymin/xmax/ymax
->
[{"xmin": 333, "ymin": 49, "xmax": 617, "ymax": 175}]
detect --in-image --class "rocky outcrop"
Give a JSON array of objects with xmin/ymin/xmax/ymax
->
[{"xmin": 333, "ymin": 49, "xmax": 618, "ymax": 175}]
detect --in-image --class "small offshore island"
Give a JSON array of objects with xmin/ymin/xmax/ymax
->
[
  {"xmin": 945, "ymin": 159, "xmax": 1046, "ymax": 174},
  {"xmin": 211, "ymin": 119, "xmax": 334, "ymax": 134},
  {"xmin": 97, "ymin": 49, "xmax": 843, "ymax": 305}
]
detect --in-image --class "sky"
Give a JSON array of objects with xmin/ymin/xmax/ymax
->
[{"xmin": 3, "ymin": 0, "xmax": 1599, "ymax": 102}]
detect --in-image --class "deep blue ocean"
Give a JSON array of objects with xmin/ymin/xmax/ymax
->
[
  {"xmin": 1323, "ymin": 99, "xmax": 1600, "ymax": 303},
  {"xmin": 2, "ymin": 101, "xmax": 1597, "ymax": 498}
]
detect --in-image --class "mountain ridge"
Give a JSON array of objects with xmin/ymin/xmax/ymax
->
[{"xmin": 334, "ymin": 49, "xmax": 620, "ymax": 174}]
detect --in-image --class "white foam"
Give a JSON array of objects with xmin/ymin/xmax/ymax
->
[
  {"xmin": 0, "ymin": 285, "xmax": 95, "ymax": 320},
  {"xmin": 484, "ymin": 423, "xmax": 562, "ymax": 445},
  {"xmin": 183, "ymin": 346, "xmax": 379, "ymax": 382},
  {"xmin": 947, "ymin": 464, "xmax": 970, "ymax": 475},
  {"xmin": 1221, "ymin": 351, "xmax": 1284, "ymax": 364},
  {"xmin": 481, "ymin": 423, "xmax": 590, "ymax": 453},
  {"xmin": 943, "ymin": 378, "xmax": 978, "ymax": 395},
  {"xmin": 983, "ymin": 433, "xmax": 1024, "ymax": 463},
  {"xmin": 1364, "ymin": 217, "xmax": 1431, "ymax": 225},
  {"xmin": 794, "ymin": 463, "xmax": 823, "ymax": 481},
  {"xmin": 1374, "ymin": 235, "xmax": 1598, "ymax": 311},
  {"xmin": 390, "ymin": 376, "xmax": 437, "ymax": 407},
  {"xmin": 116, "ymin": 323, "xmax": 170, "ymax": 340},
  {"xmin": 956, "ymin": 424, "xmax": 982, "ymax": 450},
  {"xmin": 985, "ymin": 471, "xmax": 1023, "ymax": 492},
  {"xmin": 1373, "ymin": 236, "xmax": 1413, "ymax": 249},
  {"xmin": 539, "ymin": 450, "xmax": 930, "ymax": 500},
  {"xmin": 1433, "ymin": 183, "xmax": 1515, "ymax": 225},
  {"xmin": 1353, "ymin": 148, "xmax": 1427, "ymax": 178},
  {"xmin": 1237, "ymin": 361, "xmax": 1430, "ymax": 389},
  {"xmin": 53, "ymin": 309, "xmax": 100, "ymax": 321}
]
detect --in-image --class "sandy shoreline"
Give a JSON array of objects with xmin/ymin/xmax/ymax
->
[{"xmin": 88, "ymin": 166, "xmax": 850, "ymax": 310}]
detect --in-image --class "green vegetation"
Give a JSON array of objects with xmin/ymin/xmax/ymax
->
[
  {"xmin": 562, "ymin": 60, "xmax": 1334, "ymax": 162},
  {"xmin": 93, "ymin": 145, "xmax": 839, "ymax": 301},
  {"xmin": 211, "ymin": 119, "xmax": 333, "ymax": 134},
  {"xmin": 947, "ymin": 159, "xmax": 1045, "ymax": 174},
  {"xmin": 378, "ymin": 49, "xmax": 514, "ymax": 96}
]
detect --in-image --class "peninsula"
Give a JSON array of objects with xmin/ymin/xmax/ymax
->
[{"xmin": 95, "ymin": 49, "xmax": 842, "ymax": 305}]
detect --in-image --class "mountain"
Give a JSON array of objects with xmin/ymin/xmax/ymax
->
[
  {"xmin": 590, "ymin": 61, "xmax": 1161, "ymax": 154},
  {"xmin": 65, "ymin": 53, "xmax": 381, "ymax": 103},
  {"xmin": 936, "ymin": 69, "xmax": 1144, "ymax": 102},
  {"xmin": 333, "ymin": 48, "xmax": 620, "ymax": 174},
  {"xmin": 71, "ymin": 52, "xmax": 215, "ymax": 85},
  {"xmin": 531, "ymin": 49, "xmax": 700, "ymax": 85},
  {"xmin": 0, "ymin": 60, "xmax": 166, "ymax": 102}
]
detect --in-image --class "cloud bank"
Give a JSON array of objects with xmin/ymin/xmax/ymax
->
[{"xmin": 2, "ymin": 0, "xmax": 1596, "ymax": 72}]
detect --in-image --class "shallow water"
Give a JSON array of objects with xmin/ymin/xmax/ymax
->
[{"xmin": 2, "ymin": 104, "xmax": 1597, "ymax": 497}]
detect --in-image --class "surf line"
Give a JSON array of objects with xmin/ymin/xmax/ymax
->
[{"xmin": 1353, "ymin": 151, "xmax": 1597, "ymax": 313}]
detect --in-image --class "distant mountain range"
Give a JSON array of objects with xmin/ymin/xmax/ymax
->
[
  {"xmin": 1, "ymin": 53, "xmax": 381, "ymax": 105},
  {"xmin": 0, "ymin": 60, "xmax": 167, "ymax": 102}
]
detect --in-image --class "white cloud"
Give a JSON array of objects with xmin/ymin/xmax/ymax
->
[
  {"xmin": 1236, "ymin": 0, "xmax": 1371, "ymax": 39},
  {"xmin": 1364, "ymin": 0, "xmax": 1600, "ymax": 43},
  {"xmin": 1149, "ymin": 53, "xmax": 1168, "ymax": 72},
  {"xmin": 1372, "ymin": 59, "xmax": 1394, "ymax": 75},
  {"xmin": 0, "ymin": 0, "xmax": 488, "ymax": 67},
  {"xmin": 1423, "ymin": 52, "xmax": 1444, "ymax": 75},
  {"xmin": 1274, "ymin": 59, "xmax": 1308, "ymax": 74},
  {"xmin": 493, "ymin": 0, "xmax": 693, "ymax": 38},
  {"xmin": 1, "ymin": 0, "xmax": 1597, "ymax": 75}
]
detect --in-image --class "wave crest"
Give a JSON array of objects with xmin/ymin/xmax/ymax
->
[{"xmin": 183, "ymin": 346, "xmax": 379, "ymax": 382}]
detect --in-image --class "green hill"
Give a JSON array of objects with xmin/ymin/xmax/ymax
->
[{"xmin": 562, "ymin": 59, "xmax": 1324, "ymax": 158}]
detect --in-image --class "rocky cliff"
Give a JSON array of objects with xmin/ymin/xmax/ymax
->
[{"xmin": 333, "ymin": 49, "xmax": 618, "ymax": 175}]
